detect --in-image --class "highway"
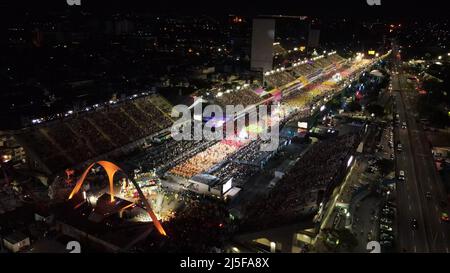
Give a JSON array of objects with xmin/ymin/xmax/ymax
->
[{"xmin": 391, "ymin": 61, "xmax": 450, "ymax": 252}]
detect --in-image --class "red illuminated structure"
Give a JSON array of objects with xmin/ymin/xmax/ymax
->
[{"xmin": 68, "ymin": 160, "xmax": 167, "ymax": 236}]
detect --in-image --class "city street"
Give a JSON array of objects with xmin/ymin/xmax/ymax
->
[{"xmin": 392, "ymin": 70, "xmax": 450, "ymax": 252}]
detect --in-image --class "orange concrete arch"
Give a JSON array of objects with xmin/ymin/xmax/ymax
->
[{"xmin": 68, "ymin": 161, "xmax": 167, "ymax": 236}]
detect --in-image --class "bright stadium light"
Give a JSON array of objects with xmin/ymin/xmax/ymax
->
[
  {"xmin": 89, "ymin": 195, "xmax": 98, "ymax": 205},
  {"xmin": 232, "ymin": 247, "xmax": 240, "ymax": 253},
  {"xmin": 347, "ymin": 155, "xmax": 354, "ymax": 167}
]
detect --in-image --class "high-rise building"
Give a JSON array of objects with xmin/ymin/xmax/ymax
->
[
  {"xmin": 307, "ymin": 18, "xmax": 321, "ymax": 49},
  {"xmin": 250, "ymin": 19, "xmax": 275, "ymax": 72}
]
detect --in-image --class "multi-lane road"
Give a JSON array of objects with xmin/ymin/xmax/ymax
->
[{"xmin": 392, "ymin": 70, "xmax": 450, "ymax": 252}]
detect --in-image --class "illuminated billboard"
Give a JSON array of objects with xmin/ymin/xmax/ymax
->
[{"xmin": 368, "ymin": 50, "xmax": 376, "ymax": 55}]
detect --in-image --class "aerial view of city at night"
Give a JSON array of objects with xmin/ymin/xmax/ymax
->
[{"xmin": 0, "ymin": 0, "xmax": 449, "ymax": 262}]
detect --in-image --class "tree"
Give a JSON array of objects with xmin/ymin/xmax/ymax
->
[
  {"xmin": 429, "ymin": 109, "xmax": 449, "ymax": 128},
  {"xmin": 347, "ymin": 100, "xmax": 362, "ymax": 112},
  {"xmin": 335, "ymin": 229, "xmax": 358, "ymax": 250},
  {"xmin": 328, "ymin": 96, "xmax": 342, "ymax": 111},
  {"xmin": 321, "ymin": 228, "xmax": 358, "ymax": 251},
  {"xmin": 377, "ymin": 158, "xmax": 394, "ymax": 176},
  {"xmin": 366, "ymin": 104, "xmax": 385, "ymax": 117}
]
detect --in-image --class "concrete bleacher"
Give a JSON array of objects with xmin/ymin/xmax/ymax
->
[{"xmin": 16, "ymin": 94, "xmax": 174, "ymax": 174}]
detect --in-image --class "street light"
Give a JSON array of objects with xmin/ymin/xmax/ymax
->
[{"xmin": 270, "ymin": 242, "xmax": 276, "ymax": 253}]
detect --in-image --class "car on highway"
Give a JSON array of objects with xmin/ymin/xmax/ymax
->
[
  {"xmin": 386, "ymin": 201, "xmax": 396, "ymax": 208},
  {"xmin": 380, "ymin": 218, "xmax": 393, "ymax": 225},
  {"xmin": 397, "ymin": 143, "xmax": 402, "ymax": 152},
  {"xmin": 381, "ymin": 208, "xmax": 395, "ymax": 215},
  {"xmin": 380, "ymin": 233, "xmax": 394, "ymax": 241},
  {"xmin": 426, "ymin": 192, "xmax": 432, "ymax": 200},
  {"xmin": 380, "ymin": 224, "xmax": 393, "ymax": 232},
  {"xmin": 441, "ymin": 212, "xmax": 450, "ymax": 223},
  {"xmin": 411, "ymin": 218, "xmax": 419, "ymax": 230},
  {"xmin": 402, "ymin": 122, "xmax": 407, "ymax": 129},
  {"xmin": 398, "ymin": 170, "xmax": 405, "ymax": 181}
]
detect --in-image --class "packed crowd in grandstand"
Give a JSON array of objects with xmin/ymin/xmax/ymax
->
[
  {"xmin": 131, "ymin": 139, "xmax": 213, "ymax": 173},
  {"xmin": 241, "ymin": 133, "xmax": 361, "ymax": 230},
  {"xmin": 169, "ymin": 139, "xmax": 247, "ymax": 179},
  {"xmin": 265, "ymin": 53, "xmax": 346, "ymax": 89},
  {"xmin": 145, "ymin": 191, "xmax": 232, "ymax": 252},
  {"xmin": 218, "ymin": 89, "xmax": 262, "ymax": 107},
  {"xmin": 211, "ymin": 161, "xmax": 259, "ymax": 187}
]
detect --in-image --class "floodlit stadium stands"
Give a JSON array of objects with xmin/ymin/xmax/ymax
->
[
  {"xmin": 16, "ymin": 94, "xmax": 174, "ymax": 174},
  {"xmin": 265, "ymin": 53, "xmax": 347, "ymax": 88}
]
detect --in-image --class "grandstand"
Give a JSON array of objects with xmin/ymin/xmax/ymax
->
[
  {"xmin": 273, "ymin": 43, "xmax": 287, "ymax": 56},
  {"xmin": 211, "ymin": 86, "xmax": 263, "ymax": 107},
  {"xmin": 15, "ymin": 94, "xmax": 174, "ymax": 174},
  {"xmin": 242, "ymin": 134, "xmax": 360, "ymax": 230},
  {"xmin": 264, "ymin": 69, "xmax": 296, "ymax": 88},
  {"xmin": 264, "ymin": 52, "xmax": 347, "ymax": 89},
  {"xmin": 168, "ymin": 139, "xmax": 248, "ymax": 179}
]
